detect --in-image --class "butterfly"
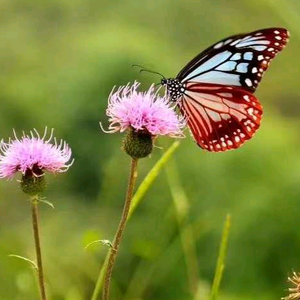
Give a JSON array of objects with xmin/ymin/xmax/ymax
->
[{"xmin": 161, "ymin": 28, "xmax": 289, "ymax": 152}]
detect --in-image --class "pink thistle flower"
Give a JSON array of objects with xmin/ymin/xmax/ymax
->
[
  {"xmin": 0, "ymin": 128, "xmax": 74, "ymax": 179},
  {"xmin": 282, "ymin": 272, "xmax": 300, "ymax": 300},
  {"xmin": 101, "ymin": 81, "xmax": 185, "ymax": 137}
]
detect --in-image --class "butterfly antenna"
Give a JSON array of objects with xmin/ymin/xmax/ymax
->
[{"xmin": 132, "ymin": 64, "xmax": 166, "ymax": 79}]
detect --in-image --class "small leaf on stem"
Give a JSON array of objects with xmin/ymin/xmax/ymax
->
[{"xmin": 9, "ymin": 254, "xmax": 38, "ymax": 270}]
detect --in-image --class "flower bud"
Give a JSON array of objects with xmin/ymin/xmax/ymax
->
[
  {"xmin": 123, "ymin": 128, "xmax": 153, "ymax": 158},
  {"xmin": 20, "ymin": 169, "xmax": 47, "ymax": 196}
]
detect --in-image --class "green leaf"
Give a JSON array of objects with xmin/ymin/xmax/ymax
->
[
  {"xmin": 9, "ymin": 254, "xmax": 38, "ymax": 270},
  {"xmin": 128, "ymin": 140, "xmax": 180, "ymax": 218},
  {"xmin": 38, "ymin": 198, "xmax": 55, "ymax": 209},
  {"xmin": 85, "ymin": 239, "xmax": 114, "ymax": 251}
]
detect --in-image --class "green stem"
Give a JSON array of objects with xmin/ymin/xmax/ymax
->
[
  {"xmin": 31, "ymin": 196, "xmax": 47, "ymax": 300},
  {"xmin": 91, "ymin": 141, "xmax": 180, "ymax": 300},
  {"xmin": 210, "ymin": 214, "xmax": 231, "ymax": 300},
  {"xmin": 101, "ymin": 158, "xmax": 139, "ymax": 300}
]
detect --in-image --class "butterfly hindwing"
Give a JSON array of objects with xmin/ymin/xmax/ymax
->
[
  {"xmin": 179, "ymin": 82, "xmax": 263, "ymax": 152},
  {"xmin": 177, "ymin": 28, "xmax": 289, "ymax": 92}
]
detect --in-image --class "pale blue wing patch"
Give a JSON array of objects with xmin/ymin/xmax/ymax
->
[
  {"xmin": 236, "ymin": 63, "xmax": 248, "ymax": 73},
  {"xmin": 183, "ymin": 51, "xmax": 232, "ymax": 81}
]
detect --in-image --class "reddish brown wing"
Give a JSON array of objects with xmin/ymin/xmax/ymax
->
[{"xmin": 179, "ymin": 82, "xmax": 262, "ymax": 152}]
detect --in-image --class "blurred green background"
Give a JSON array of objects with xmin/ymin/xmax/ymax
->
[{"xmin": 1, "ymin": 0, "xmax": 300, "ymax": 299}]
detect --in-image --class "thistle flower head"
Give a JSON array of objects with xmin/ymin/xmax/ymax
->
[
  {"xmin": 102, "ymin": 81, "xmax": 185, "ymax": 137},
  {"xmin": 282, "ymin": 272, "xmax": 300, "ymax": 300},
  {"xmin": 0, "ymin": 128, "xmax": 73, "ymax": 179}
]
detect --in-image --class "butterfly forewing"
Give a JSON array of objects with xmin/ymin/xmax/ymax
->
[
  {"xmin": 162, "ymin": 27, "xmax": 288, "ymax": 151},
  {"xmin": 177, "ymin": 28, "xmax": 289, "ymax": 93},
  {"xmin": 180, "ymin": 83, "xmax": 263, "ymax": 152}
]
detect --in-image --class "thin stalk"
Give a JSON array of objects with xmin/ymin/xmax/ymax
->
[
  {"xmin": 101, "ymin": 158, "xmax": 139, "ymax": 300},
  {"xmin": 91, "ymin": 141, "xmax": 179, "ymax": 300},
  {"xmin": 31, "ymin": 196, "xmax": 47, "ymax": 300},
  {"xmin": 210, "ymin": 214, "xmax": 231, "ymax": 300}
]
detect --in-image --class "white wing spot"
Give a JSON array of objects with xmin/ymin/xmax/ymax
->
[
  {"xmin": 243, "ymin": 95, "xmax": 250, "ymax": 102},
  {"xmin": 222, "ymin": 142, "xmax": 227, "ymax": 147},
  {"xmin": 245, "ymin": 78, "xmax": 252, "ymax": 87},
  {"xmin": 275, "ymin": 35, "xmax": 282, "ymax": 40},
  {"xmin": 228, "ymin": 140, "xmax": 233, "ymax": 146},
  {"xmin": 274, "ymin": 30, "xmax": 280, "ymax": 34},
  {"xmin": 214, "ymin": 42, "xmax": 224, "ymax": 49},
  {"xmin": 235, "ymin": 136, "xmax": 240, "ymax": 142},
  {"xmin": 258, "ymin": 55, "xmax": 264, "ymax": 61},
  {"xmin": 247, "ymin": 126, "xmax": 252, "ymax": 132},
  {"xmin": 230, "ymin": 39, "xmax": 241, "ymax": 46},
  {"xmin": 224, "ymin": 39, "xmax": 233, "ymax": 45},
  {"xmin": 252, "ymin": 67, "xmax": 258, "ymax": 73},
  {"xmin": 268, "ymin": 47, "xmax": 274, "ymax": 52},
  {"xmin": 216, "ymin": 144, "xmax": 221, "ymax": 149},
  {"xmin": 248, "ymin": 108, "xmax": 254, "ymax": 115}
]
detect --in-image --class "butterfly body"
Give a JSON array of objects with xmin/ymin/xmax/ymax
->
[
  {"xmin": 161, "ymin": 78, "xmax": 186, "ymax": 101},
  {"xmin": 162, "ymin": 28, "xmax": 289, "ymax": 152}
]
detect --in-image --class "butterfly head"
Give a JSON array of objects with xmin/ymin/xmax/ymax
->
[{"xmin": 161, "ymin": 78, "xmax": 185, "ymax": 102}]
